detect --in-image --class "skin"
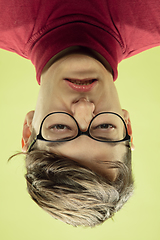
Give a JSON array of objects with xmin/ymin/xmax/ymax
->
[{"xmin": 22, "ymin": 46, "xmax": 134, "ymax": 181}]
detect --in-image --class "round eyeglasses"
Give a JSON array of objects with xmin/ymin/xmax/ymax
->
[{"xmin": 28, "ymin": 111, "xmax": 131, "ymax": 152}]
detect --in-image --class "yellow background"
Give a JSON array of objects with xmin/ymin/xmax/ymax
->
[{"xmin": 0, "ymin": 46, "xmax": 160, "ymax": 239}]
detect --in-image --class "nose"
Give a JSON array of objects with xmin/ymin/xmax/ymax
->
[{"xmin": 71, "ymin": 98, "xmax": 95, "ymax": 131}]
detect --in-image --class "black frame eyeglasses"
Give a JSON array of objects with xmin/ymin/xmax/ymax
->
[{"xmin": 28, "ymin": 111, "xmax": 131, "ymax": 152}]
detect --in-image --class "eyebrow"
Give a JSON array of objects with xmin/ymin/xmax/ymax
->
[
  {"xmin": 46, "ymin": 141, "xmax": 66, "ymax": 147},
  {"xmin": 45, "ymin": 140, "xmax": 120, "ymax": 148}
]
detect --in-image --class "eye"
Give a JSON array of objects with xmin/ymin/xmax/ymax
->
[
  {"xmin": 49, "ymin": 124, "xmax": 71, "ymax": 130},
  {"xmin": 95, "ymin": 123, "xmax": 115, "ymax": 129}
]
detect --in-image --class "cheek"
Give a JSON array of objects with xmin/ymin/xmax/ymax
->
[{"xmin": 94, "ymin": 97, "xmax": 114, "ymax": 114}]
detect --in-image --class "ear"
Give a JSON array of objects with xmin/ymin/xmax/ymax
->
[
  {"xmin": 122, "ymin": 109, "xmax": 135, "ymax": 151},
  {"xmin": 22, "ymin": 111, "xmax": 35, "ymax": 152}
]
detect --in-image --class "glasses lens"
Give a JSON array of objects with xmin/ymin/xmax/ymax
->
[
  {"xmin": 90, "ymin": 113, "xmax": 126, "ymax": 142},
  {"xmin": 42, "ymin": 113, "xmax": 78, "ymax": 141}
]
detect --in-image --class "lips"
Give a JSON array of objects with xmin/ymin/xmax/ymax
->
[{"xmin": 64, "ymin": 78, "xmax": 97, "ymax": 92}]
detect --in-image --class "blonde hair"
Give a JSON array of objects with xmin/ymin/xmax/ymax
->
[
  {"xmin": 10, "ymin": 128, "xmax": 133, "ymax": 227},
  {"xmin": 24, "ymin": 147, "xmax": 133, "ymax": 227}
]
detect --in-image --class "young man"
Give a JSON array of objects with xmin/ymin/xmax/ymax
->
[{"xmin": 3, "ymin": 0, "xmax": 160, "ymax": 226}]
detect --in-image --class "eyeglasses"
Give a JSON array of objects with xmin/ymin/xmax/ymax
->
[{"xmin": 28, "ymin": 111, "xmax": 131, "ymax": 152}]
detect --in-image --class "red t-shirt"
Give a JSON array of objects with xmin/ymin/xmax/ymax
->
[{"xmin": 0, "ymin": 0, "xmax": 160, "ymax": 84}]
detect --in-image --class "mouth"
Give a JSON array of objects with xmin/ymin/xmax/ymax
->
[{"xmin": 64, "ymin": 78, "xmax": 98, "ymax": 92}]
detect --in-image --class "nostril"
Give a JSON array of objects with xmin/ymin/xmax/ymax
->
[{"xmin": 73, "ymin": 97, "xmax": 93, "ymax": 103}]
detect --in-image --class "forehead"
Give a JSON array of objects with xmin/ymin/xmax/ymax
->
[
  {"xmin": 37, "ymin": 136, "xmax": 127, "ymax": 180},
  {"xmin": 38, "ymin": 135, "xmax": 127, "ymax": 163}
]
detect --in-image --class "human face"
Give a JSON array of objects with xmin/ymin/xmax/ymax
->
[{"xmin": 31, "ymin": 47, "xmax": 130, "ymax": 181}]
